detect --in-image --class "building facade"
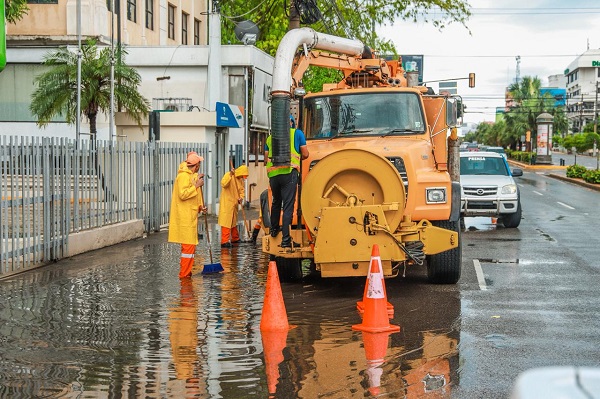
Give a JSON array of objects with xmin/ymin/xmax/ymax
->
[
  {"xmin": 565, "ymin": 49, "xmax": 600, "ymax": 133},
  {"xmin": 7, "ymin": 0, "xmax": 208, "ymax": 47},
  {"xmin": 2, "ymin": 4, "xmax": 275, "ymax": 209}
]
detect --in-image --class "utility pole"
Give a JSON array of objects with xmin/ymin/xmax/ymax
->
[
  {"xmin": 580, "ymin": 92, "xmax": 584, "ymax": 132},
  {"xmin": 289, "ymin": 0, "xmax": 300, "ymax": 30},
  {"xmin": 595, "ymin": 81, "xmax": 598, "ymax": 135}
]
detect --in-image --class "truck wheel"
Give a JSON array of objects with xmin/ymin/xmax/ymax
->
[
  {"xmin": 501, "ymin": 203, "xmax": 522, "ymax": 228},
  {"xmin": 275, "ymin": 257, "xmax": 303, "ymax": 283},
  {"xmin": 426, "ymin": 220, "xmax": 461, "ymax": 284}
]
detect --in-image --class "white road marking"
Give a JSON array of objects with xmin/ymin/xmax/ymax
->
[
  {"xmin": 473, "ymin": 259, "xmax": 487, "ymax": 291},
  {"xmin": 532, "ymin": 190, "xmax": 544, "ymax": 196},
  {"xmin": 557, "ymin": 201, "xmax": 575, "ymax": 210}
]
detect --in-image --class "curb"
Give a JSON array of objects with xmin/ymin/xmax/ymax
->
[
  {"xmin": 507, "ymin": 159, "xmax": 567, "ymax": 171},
  {"xmin": 546, "ymin": 173, "xmax": 600, "ymax": 192},
  {"xmin": 506, "ymin": 159, "xmax": 600, "ymax": 192}
]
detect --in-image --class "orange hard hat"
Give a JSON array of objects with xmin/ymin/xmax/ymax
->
[{"xmin": 186, "ymin": 151, "xmax": 203, "ymax": 166}]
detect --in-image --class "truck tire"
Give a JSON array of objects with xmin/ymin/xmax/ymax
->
[
  {"xmin": 501, "ymin": 203, "xmax": 522, "ymax": 228},
  {"xmin": 274, "ymin": 257, "xmax": 303, "ymax": 283},
  {"xmin": 426, "ymin": 220, "xmax": 461, "ymax": 284}
]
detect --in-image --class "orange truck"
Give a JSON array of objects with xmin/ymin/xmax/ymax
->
[{"xmin": 263, "ymin": 28, "xmax": 473, "ymax": 284}]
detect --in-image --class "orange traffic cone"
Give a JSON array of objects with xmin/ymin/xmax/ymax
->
[
  {"xmin": 261, "ymin": 329, "xmax": 289, "ymax": 397},
  {"xmin": 260, "ymin": 261, "xmax": 290, "ymax": 332},
  {"xmin": 357, "ymin": 247, "xmax": 394, "ymax": 318},
  {"xmin": 352, "ymin": 245, "xmax": 400, "ymax": 333},
  {"xmin": 362, "ymin": 331, "xmax": 391, "ymax": 396}
]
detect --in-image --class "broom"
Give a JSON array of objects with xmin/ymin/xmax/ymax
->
[{"xmin": 200, "ymin": 188, "xmax": 224, "ymax": 274}]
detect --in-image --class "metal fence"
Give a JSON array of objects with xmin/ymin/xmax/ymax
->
[{"xmin": 1, "ymin": 136, "xmax": 211, "ymax": 277}]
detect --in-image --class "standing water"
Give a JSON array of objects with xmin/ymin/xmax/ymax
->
[{"xmin": 0, "ymin": 222, "xmax": 461, "ymax": 398}]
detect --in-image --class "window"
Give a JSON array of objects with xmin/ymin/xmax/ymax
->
[
  {"xmin": 145, "ymin": 0, "xmax": 153, "ymax": 30},
  {"xmin": 194, "ymin": 19, "xmax": 200, "ymax": 45},
  {"xmin": 303, "ymin": 92, "xmax": 426, "ymax": 139},
  {"xmin": 168, "ymin": 4, "xmax": 175, "ymax": 40},
  {"xmin": 106, "ymin": 0, "xmax": 112, "ymax": 12},
  {"xmin": 181, "ymin": 12, "xmax": 188, "ymax": 45},
  {"xmin": 127, "ymin": 0, "xmax": 136, "ymax": 22}
]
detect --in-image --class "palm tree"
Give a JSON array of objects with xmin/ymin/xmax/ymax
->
[
  {"xmin": 30, "ymin": 40, "xmax": 150, "ymax": 139},
  {"xmin": 505, "ymin": 76, "xmax": 553, "ymax": 150}
]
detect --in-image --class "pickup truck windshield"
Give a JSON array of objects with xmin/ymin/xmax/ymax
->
[
  {"xmin": 303, "ymin": 92, "xmax": 426, "ymax": 139},
  {"xmin": 460, "ymin": 156, "xmax": 510, "ymax": 176}
]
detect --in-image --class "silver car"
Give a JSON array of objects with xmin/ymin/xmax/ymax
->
[{"xmin": 460, "ymin": 151, "xmax": 523, "ymax": 228}]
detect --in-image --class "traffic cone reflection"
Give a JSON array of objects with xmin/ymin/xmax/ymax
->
[
  {"xmin": 261, "ymin": 329, "xmax": 288, "ymax": 397},
  {"xmin": 362, "ymin": 331, "xmax": 391, "ymax": 397},
  {"xmin": 260, "ymin": 261, "xmax": 291, "ymax": 397},
  {"xmin": 260, "ymin": 261, "xmax": 290, "ymax": 332},
  {"xmin": 352, "ymin": 245, "xmax": 400, "ymax": 333}
]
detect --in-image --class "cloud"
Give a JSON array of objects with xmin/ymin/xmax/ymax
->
[{"xmin": 377, "ymin": 0, "xmax": 600, "ymax": 123}]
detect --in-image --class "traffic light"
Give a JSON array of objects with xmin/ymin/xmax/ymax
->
[{"xmin": 468, "ymin": 73, "xmax": 475, "ymax": 88}]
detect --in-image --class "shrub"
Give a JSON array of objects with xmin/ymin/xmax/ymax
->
[
  {"xmin": 566, "ymin": 164, "xmax": 588, "ymax": 178},
  {"xmin": 583, "ymin": 169, "xmax": 600, "ymax": 184},
  {"xmin": 508, "ymin": 151, "xmax": 536, "ymax": 163}
]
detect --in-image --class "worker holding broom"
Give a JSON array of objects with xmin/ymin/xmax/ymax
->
[
  {"xmin": 168, "ymin": 152, "xmax": 207, "ymax": 278},
  {"xmin": 218, "ymin": 164, "xmax": 249, "ymax": 248}
]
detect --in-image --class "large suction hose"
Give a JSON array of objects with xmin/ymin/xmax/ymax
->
[{"xmin": 270, "ymin": 28, "xmax": 365, "ymax": 165}]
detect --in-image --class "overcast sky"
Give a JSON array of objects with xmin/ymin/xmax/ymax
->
[{"xmin": 377, "ymin": 0, "xmax": 600, "ymax": 124}]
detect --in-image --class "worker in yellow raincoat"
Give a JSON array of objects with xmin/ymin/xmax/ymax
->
[
  {"xmin": 218, "ymin": 164, "xmax": 249, "ymax": 248},
  {"xmin": 168, "ymin": 152, "xmax": 207, "ymax": 278}
]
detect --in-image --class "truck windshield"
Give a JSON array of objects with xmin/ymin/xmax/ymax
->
[{"xmin": 303, "ymin": 92, "xmax": 426, "ymax": 139}]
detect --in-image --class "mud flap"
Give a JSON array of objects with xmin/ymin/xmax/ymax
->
[{"xmin": 450, "ymin": 181, "xmax": 461, "ymax": 222}]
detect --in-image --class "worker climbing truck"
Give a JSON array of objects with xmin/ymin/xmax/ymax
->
[{"xmin": 264, "ymin": 28, "xmax": 473, "ymax": 284}]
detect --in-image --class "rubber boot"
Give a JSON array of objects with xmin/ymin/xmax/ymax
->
[{"xmin": 251, "ymin": 226, "xmax": 261, "ymax": 244}]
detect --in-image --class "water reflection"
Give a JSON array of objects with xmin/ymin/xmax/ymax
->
[
  {"xmin": 167, "ymin": 278, "xmax": 201, "ymax": 395},
  {"xmin": 0, "ymin": 224, "xmax": 462, "ymax": 398}
]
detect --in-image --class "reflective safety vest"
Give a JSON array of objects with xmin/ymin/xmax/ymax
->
[{"xmin": 266, "ymin": 128, "xmax": 301, "ymax": 178}]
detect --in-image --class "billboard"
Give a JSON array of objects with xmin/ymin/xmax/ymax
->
[{"xmin": 383, "ymin": 54, "xmax": 424, "ymax": 84}]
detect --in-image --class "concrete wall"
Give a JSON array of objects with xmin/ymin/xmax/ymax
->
[{"xmin": 66, "ymin": 219, "xmax": 145, "ymax": 257}]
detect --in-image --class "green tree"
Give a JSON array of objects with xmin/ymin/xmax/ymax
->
[
  {"xmin": 30, "ymin": 40, "xmax": 150, "ymax": 138},
  {"xmin": 551, "ymin": 106, "xmax": 568, "ymax": 137},
  {"xmin": 5, "ymin": 0, "xmax": 29, "ymax": 24},
  {"xmin": 220, "ymin": 0, "xmax": 471, "ymax": 56},
  {"xmin": 505, "ymin": 76, "xmax": 553, "ymax": 149}
]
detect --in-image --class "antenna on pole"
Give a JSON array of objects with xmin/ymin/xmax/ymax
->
[{"xmin": 515, "ymin": 55, "xmax": 521, "ymax": 84}]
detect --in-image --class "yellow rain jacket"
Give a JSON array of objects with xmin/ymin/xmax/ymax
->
[
  {"xmin": 168, "ymin": 161, "xmax": 204, "ymax": 245},
  {"xmin": 218, "ymin": 165, "xmax": 248, "ymax": 228}
]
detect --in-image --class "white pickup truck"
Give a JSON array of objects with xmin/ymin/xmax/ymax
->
[{"xmin": 459, "ymin": 151, "xmax": 523, "ymax": 228}]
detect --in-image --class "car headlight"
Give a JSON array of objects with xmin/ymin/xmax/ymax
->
[
  {"xmin": 426, "ymin": 187, "xmax": 447, "ymax": 203},
  {"xmin": 501, "ymin": 184, "xmax": 517, "ymax": 194}
]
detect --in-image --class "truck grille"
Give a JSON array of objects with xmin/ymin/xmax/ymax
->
[
  {"xmin": 386, "ymin": 157, "xmax": 409, "ymax": 197},
  {"xmin": 463, "ymin": 186, "xmax": 497, "ymax": 196}
]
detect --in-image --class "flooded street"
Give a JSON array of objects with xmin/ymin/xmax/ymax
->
[
  {"xmin": 0, "ymin": 221, "xmax": 460, "ymax": 398},
  {"xmin": 5, "ymin": 176, "xmax": 600, "ymax": 399}
]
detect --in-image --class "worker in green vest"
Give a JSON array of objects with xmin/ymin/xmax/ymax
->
[{"xmin": 264, "ymin": 115, "xmax": 309, "ymax": 248}]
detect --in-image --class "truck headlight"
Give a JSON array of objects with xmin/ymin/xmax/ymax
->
[
  {"xmin": 426, "ymin": 187, "xmax": 447, "ymax": 203},
  {"xmin": 501, "ymin": 184, "xmax": 517, "ymax": 194}
]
